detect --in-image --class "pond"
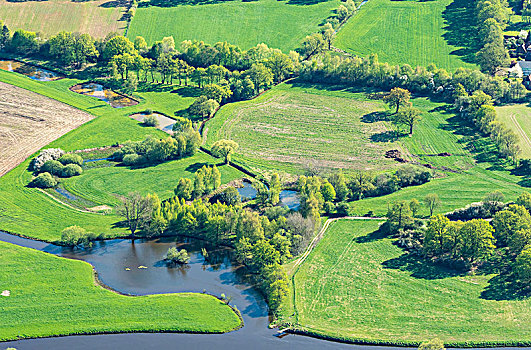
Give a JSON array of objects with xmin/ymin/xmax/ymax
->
[
  {"xmin": 129, "ymin": 112, "xmax": 176, "ymax": 134},
  {"xmin": 0, "ymin": 59, "xmax": 64, "ymax": 81},
  {"xmin": 236, "ymin": 181, "xmax": 301, "ymax": 210},
  {"xmin": 70, "ymin": 83, "xmax": 138, "ymax": 108},
  {"xmin": 0, "ymin": 231, "xmax": 365, "ymax": 350}
]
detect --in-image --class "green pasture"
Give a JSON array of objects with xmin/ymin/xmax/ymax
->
[
  {"xmin": 496, "ymin": 104, "xmax": 531, "ymax": 159},
  {"xmin": 335, "ymin": 0, "xmax": 478, "ymax": 70},
  {"xmin": 0, "ymin": 241, "xmax": 241, "ymax": 341},
  {"xmin": 128, "ymin": 0, "xmax": 340, "ymax": 52},
  {"xmin": 281, "ymin": 219, "xmax": 531, "ymax": 345}
]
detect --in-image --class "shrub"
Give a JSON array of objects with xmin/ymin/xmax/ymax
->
[
  {"xmin": 60, "ymin": 226, "xmax": 98, "ymax": 248},
  {"xmin": 164, "ymin": 247, "xmax": 190, "ymax": 264},
  {"xmin": 122, "ymin": 153, "xmax": 142, "ymax": 166},
  {"xmin": 143, "ymin": 115, "xmax": 159, "ymax": 127},
  {"xmin": 395, "ymin": 165, "xmax": 432, "ymax": 187},
  {"xmin": 29, "ymin": 172, "xmax": 57, "ymax": 188},
  {"xmin": 446, "ymin": 201, "xmax": 505, "ymax": 221},
  {"xmin": 210, "ymin": 187, "xmax": 241, "ymax": 206},
  {"xmin": 61, "ymin": 164, "xmax": 83, "ymax": 177},
  {"xmin": 40, "ymin": 160, "xmax": 64, "ymax": 176},
  {"xmin": 58, "ymin": 153, "xmax": 83, "ymax": 166},
  {"xmin": 336, "ymin": 202, "xmax": 350, "ymax": 216},
  {"xmin": 323, "ymin": 201, "xmax": 335, "ymax": 214},
  {"xmin": 31, "ymin": 148, "xmax": 64, "ymax": 171}
]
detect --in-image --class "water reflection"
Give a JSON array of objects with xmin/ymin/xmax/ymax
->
[
  {"xmin": 70, "ymin": 82, "xmax": 138, "ymax": 108},
  {"xmin": 0, "ymin": 60, "xmax": 63, "ymax": 81}
]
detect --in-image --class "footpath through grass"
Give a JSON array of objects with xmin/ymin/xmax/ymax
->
[
  {"xmin": 0, "ymin": 241, "xmax": 241, "ymax": 341},
  {"xmin": 335, "ymin": 0, "xmax": 478, "ymax": 70},
  {"xmin": 0, "ymin": 70, "xmax": 241, "ymax": 241},
  {"xmin": 0, "ymin": 0, "xmax": 126, "ymax": 38},
  {"xmin": 128, "ymin": 0, "xmax": 340, "ymax": 52},
  {"xmin": 281, "ymin": 219, "xmax": 531, "ymax": 346}
]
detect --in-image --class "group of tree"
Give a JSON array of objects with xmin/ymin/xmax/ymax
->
[
  {"xmin": 475, "ymin": 0, "xmax": 511, "ymax": 73},
  {"xmin": 173, "ymin": 165, "xmax": 221, "ymax": 200},
  {"xmin": 383, "ymin": 87, "xmax": 423, "ymax": 135},
  {"xmin": 112, "ymin": 119, "xmax": 201, "ymax": 166},
  {"xmin": 454, "ymin": 87, "xmax": 521, "ymax": 162},
  {"xmin": 28, "ymin": 150, "xmax": 84, "ymax": 188}
]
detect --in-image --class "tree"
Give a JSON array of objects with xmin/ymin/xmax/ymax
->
[
  {"xmin": 424, "ymin": 193, "xmax": 441, "ymax": 217},
  {"xmin": 61, "ymin": 226, "xmax": 97, "ymax": 248},
  {"xmin": 458, "ymin": 219, "xmax": 495, "ymax": 264},
  {"xmin": 409, "ymin": 198, "xmax": 420, "ymax": 217},
  {"xmin": 419, "ymin": 338, "xmax": 445, "ymax": 350},
  {"xmin": 211, "ymin": 139, "xmax": 239, "ymax": 164},
  {"xmin": 116, "ymin": 192, "xmax": 154, "ymax": 238},
  {"xmin": 102, "ymin": 36, "xmax": 136, "ymax": 61},
  {"xmin": 164, "ymin": 247, "xmax": 190, "ymax": 265},
  {"xmin": 300, "ymin": 33, "xmax": 326, "ymax": 59},
  {"xmin": 328, "ymin": 171, "xmax": 348, "ymax": 201},
  {"xmin": 174, "ymin": 178, "xmax": 193, "ymax": 200},
  {"xmin": 246, "ymin": 63, "xmax": 273, "ymax": 93},
  {"xmin": 0, "ymin": 21, "xmax": 9, "ymax": 52},
  {"xmin": 29, "ymin": 172, "xmax": 57, "ymax": 188},
  {"xmin": 394, "ymin": 107, "xmax": 422, "ymax": 135},
  {"xmin": 515, "ymin": 246, "xmax": 531, "ymax": 282},
  {"xmin": 203, "ymin": 83, "xmax": 232, "ymax": 103},
  {"xmin": 264, "ymin": 50, "xmax": 294, "ymax": 83},
  {"xmin": 322, "ymin": 23, "xmax": 336, "ymax": 50},
  {"xmin": 321, "ymin": 181, "xmax": 336, "ymax": 202},
  {"xmin": 269, "ymin": 173, "xmax": 281, "ymax": 205},
  {"xmin": 134, "ymin": 36, "xmax": 148, "ymax": 52},
  {"xmin": 349, "ymin": 171, "xmax": 374, "ymax": 200},
  {"xmin": 387, "ymin": 201, "xmax": 413, "ymax": 232},
  {"xmin": 516, "ymin": 192, "xmax": 531, "ymax": 212},
  {"xmin": 189, "ymin": 95, "xmax": 219, "ymax": 119},
  {"xmin": 476, "ymin": 41, "xmax": 509, "ymax": 74},
  {"xmin": 384, "ymin": 87, "xmax": 411, "ymax": 114}
]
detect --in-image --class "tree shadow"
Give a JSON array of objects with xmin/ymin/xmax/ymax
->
[
  {"xmin": 185, "ymin": 162, "xmax": 209, "ymax": 173},
  {"xmin": 382, "ymin": 253, "xmax": 468, "ymax": 279},
  {"xmin": 360, "ymin": 111, "xmax": 389, "ymax": 123},
  {"xmin": 99, "ymin": 0, "xmax": 129, "ymax": 7},
  {"xmin": 354, "ymin": 225, "xmax": 388, "ymax": 243},
  {"xmin": 139, "ymin": 0, "xmax": 234, "ymax": 7},
  {"xmin": 172, "ymin": 86, "xmax": 202, "ymax": 98},
  {"xmin": 370, "ymin": 130, "xmax": 401, "ymax": 142},
  {"xmin": 480, "ymin": 271, "xmax": 531, "ymax": 301},
  {"xmin": 287, "ymin": 0, "xmax": 332, "ymax": 5},
  {"xmin": 441, "ymin": 0, "xmax": 479, "ymax": 65}
]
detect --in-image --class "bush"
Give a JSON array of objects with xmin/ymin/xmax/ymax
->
[
  {"xmin": 122, "ymin": 153, "xmax": 142, "ymax": 166},
  {"xmin": 58, "ymin": 153, "xmax": 83, "ymax": 166},
  {"xmin": 61, "ymin": 164, "xmax": 83, "ymax": 177},
  {"xmin": 446, "ymin": 201, "xmax": 505, "ymax": 221},
  {"xmin": 29, "ymin": 172, "xmax": 57, "ymax": 188},
  {"xmin": 395, "ymin": 165, "xmax": 432, "ymax": 187},
  {"xmin": 61, "ymin": 226, "xmax": 98, "ymax": 248},
  {"xmin": 143, "ymin": 115, "xmax": 159, "ymax": 127},
  {"xmin": 323, "ymin": 201, "xmax": 335, "ymax": 214},
  {"xmin": 164, "ymin": 247, "xmax": 190, "ymax": 264},
  {"xmin": 336, "ymin": 202, "xmax": 350, "ymax": 216},
  {"xmin": 31, "ymin": 148, "xmax": 64, "ymax": 171},
  {"xmin": 40, "ymin": 160, "xmax": 64, "ymax": 176},
  {"xmin": 210, "ymin": 187, "xmax": 241, "ymax": 206}
]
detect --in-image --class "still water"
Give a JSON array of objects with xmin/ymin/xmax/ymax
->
[
  {"xmin": 0, "ymin": 60, "xmax": 63, "ymax": 81},
  {"xmin": 70, "ymin": 82, "xmax": 138, "ymax": 108}
]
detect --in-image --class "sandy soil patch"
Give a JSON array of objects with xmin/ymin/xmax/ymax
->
[{"xmin": 0, "ymin": 82, "xmax": 94, "ymax": 177}]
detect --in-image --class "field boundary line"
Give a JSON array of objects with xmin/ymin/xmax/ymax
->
[{"xmin": 510, "ymin": 113, "xmax": 531, "ymax": 152}]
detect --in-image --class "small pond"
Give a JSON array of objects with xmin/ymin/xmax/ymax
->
[
  {"xmin": 70, "ymin": 83, "xmax": 138, "ymax": 108},
  {"xmin": 237, "ymin": 181, "xmax": 258, "ymax": 201},
  {"xmin": 236, "ymin": 181, "xmax": 300, "ymax": 210},
  {"xmin": 0, "ymin": 59, "xmax": 64, "ymax": 81},
  {"xmin": 129, "ymin": 113, "xmax": 176, "ymax": 134}
]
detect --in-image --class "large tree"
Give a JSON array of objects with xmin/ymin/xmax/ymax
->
[
  {"xmin": 116, "ymin": 192, "xmax": 154, "ymax": 238},
  {"xmin": 384, "ymin": 87, "xmax": 411, "ymax": 114},
  {"xmin": 394, "ymin": 107, "xmax": 422, "ymax": 135},
  {"xmin": 211, "ymin": 139, "xmax": 239, "ymax": 164}
]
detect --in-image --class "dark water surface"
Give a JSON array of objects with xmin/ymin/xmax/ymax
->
[{"xmin": 0, "ymin": 60, "xmax": 63, "ymax": 81}]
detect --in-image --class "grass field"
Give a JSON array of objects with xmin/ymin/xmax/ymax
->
[
  {"xmin": 335, "ymin": 0, "xmax": 477, "ymax": 70},
  {"xmin": 280, "ymin": 219, "xmax": 531, "ymax": 345},
  {"xmin": 496, "ymin": 104, "xmax": 531, "ymax": 158},
  {"xmin": 62, "ymin": 153, "xmax": 243, "ymax": 206},
  {"xmin": 128, "ymin": 0, "xmax": 340, "ymax": 52},
  {"xmin": 0, "ymin": 241, "xmax": 241, "ymax": 341},
  {"xmin": 0, "ymin": 70, "xmax": 241, "ymax": 241},
  {"xmin": 205, "ymin": 82, "xmax": 405, "ymax": 175},
  {"xmin": 0, "ymin": 0, "xmax": 126, "ymax": 38}
]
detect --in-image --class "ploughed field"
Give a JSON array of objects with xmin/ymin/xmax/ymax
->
[
  {"xmin": 0, "ymin": 81, "xmax": 93, "ymax": 177},
  {"xmin": 335, "ymin": 0, "xmax": 477, "ymax": 70},
  {"xmin": 205, "ymin": 83, "xmax": 405, "ymax": 174},
  {"xmin": 127, "ymin": 0, "xmax": 340, "ymax": 52},
  {"xmin": 0, "ymin": 241, "xmax": 241, "ymax": 341},
  {"xmin": 280, "ymin": 219, "xmax": 531, "ymax": 345},
  {"xmin": 0, "ymin": 0, "xmax": 127, "ymax": 38}
]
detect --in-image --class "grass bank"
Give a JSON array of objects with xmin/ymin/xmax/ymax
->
[
  {"xmin": 280, "ymin": 219, "xmax": 531, "ymax": 346},
  {"xmin": 0, "ymin": 241, "xmax": 241, "ymax": 341},
  {"xmin": 335, "ymin": 0, "xmax": 478, "ymax": 70}
]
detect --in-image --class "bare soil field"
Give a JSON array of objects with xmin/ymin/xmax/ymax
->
[{"xmin": 0, "ymin": 82, "xmax": 93, "ymax": 177}]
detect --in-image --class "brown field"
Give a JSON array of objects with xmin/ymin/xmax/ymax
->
[
  {"xmin": 0, "ymin": 82, "xmax": 93, "ymax": 177},
  {"xmin": 0, "ymin": 0, "xmax": 127, "ymax": 38}
]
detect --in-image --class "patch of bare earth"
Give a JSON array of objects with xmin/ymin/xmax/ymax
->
[{"xmin": 0, "ymin": 82, "xmax": 94, "ymax": 177}]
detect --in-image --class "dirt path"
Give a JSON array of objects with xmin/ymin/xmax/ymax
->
[
  {"xmin": 0, "ymin": 82, "xmax": 94, "ymax": 177},
  {"xmin": 510, "ymin": 113, "xmax": 531, "ymax": 153}
]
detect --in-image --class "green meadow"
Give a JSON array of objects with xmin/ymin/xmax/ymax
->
[{"xmin": 0, "ymin": 241, "xmax": 241, "ymax": 341}]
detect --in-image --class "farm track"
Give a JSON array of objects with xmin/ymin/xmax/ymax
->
[
  {"xmin": 510, "ymin": 114, "xmax": 531, "ymax": 152},
  {"xmin": 0, "ymin": 82, "xmax": 94, "ymax": 177}
]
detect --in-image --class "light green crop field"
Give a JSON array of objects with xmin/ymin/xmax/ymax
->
[
  {"xmin": 0, "ymin": 70, "xmax": 242, "ymax": 241},
  {"xmin": 0, "ymin": 241, "xmax": 241, "ymax": 341},
  {"xmin": 496, "ymin": 104, "xmax": 531, "ymax": 158},
  {"xmin": 280, "ymin": 219, "xmax": 531, "ymax": 346},
  {"xmin": 205, "ymin": 82, "xmax": 404, "ymax": 175},
  {"xmin": 0, "ymin": 0, "xmax": 126, "ymax": 38},
  {"xmin": 335, "ymin": 0, "xmax": 477, "ymax": 70},
  {"xmin": 128, "ymin": 0, "xmax": 340, "ymax": 51}
]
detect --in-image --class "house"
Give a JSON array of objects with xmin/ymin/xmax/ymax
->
[{"xmin": 518, "ymin": 61, "xmax": 531, "ymax": 76}]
